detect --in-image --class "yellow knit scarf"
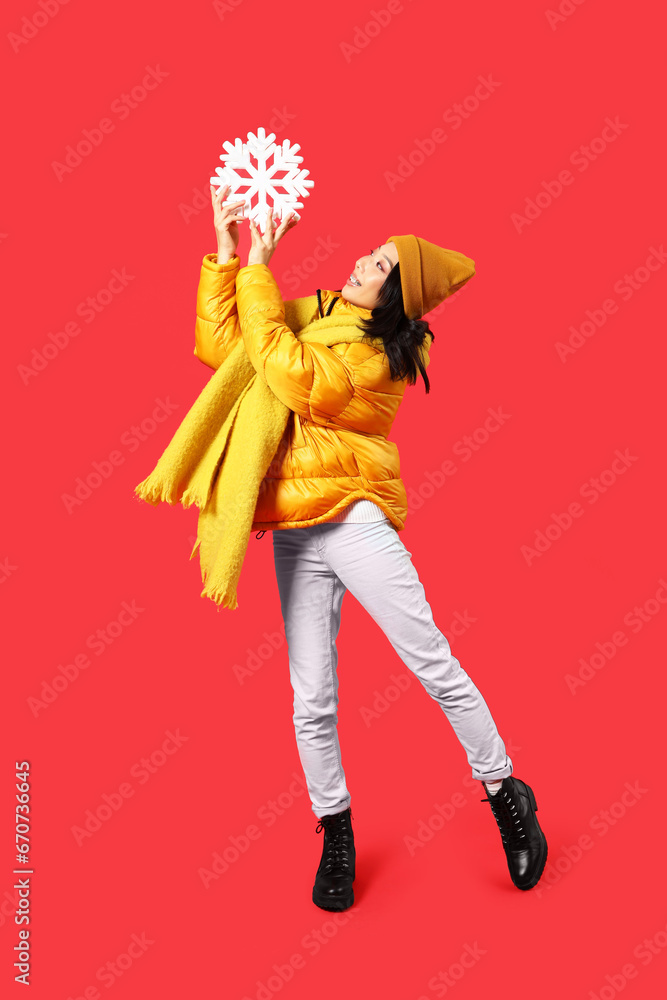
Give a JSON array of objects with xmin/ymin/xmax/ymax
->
[{"xmin": 133, "ymin": 313, "xmax": 381, "ymax": 610}]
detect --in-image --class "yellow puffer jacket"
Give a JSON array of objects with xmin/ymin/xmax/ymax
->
[{"xmin": 193, "ymin": 252, "xmax": 431, "ymax": 532}]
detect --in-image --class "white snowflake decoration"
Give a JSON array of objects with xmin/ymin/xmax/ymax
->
[{"xmin": 210, "ymin": 127, "xmax": 314, "ymax": 233}]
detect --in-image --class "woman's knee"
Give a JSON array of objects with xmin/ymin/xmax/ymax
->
[{"xmin": 294, "ymin": 707, "xmax": 339, "ymax": 739}]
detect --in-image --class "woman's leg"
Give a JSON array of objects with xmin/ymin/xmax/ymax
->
[
  {"xmin": 272, "ymin": 527, "xmax": 351, "ymax": 817},
  {"xmin": 307, "ymin": 520, "xmax": 513, "ymax": 784}
]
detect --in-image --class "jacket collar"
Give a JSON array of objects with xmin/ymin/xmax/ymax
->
[
  {"xmin": 317, "ymin": 288, "xmax": 373, "ymax": 321},
  {"xmin": 334, "ymin": 294, "xmax": 374, "ymax": 320}
]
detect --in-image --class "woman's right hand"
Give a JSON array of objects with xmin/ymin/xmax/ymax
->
[{"xmin": 211, "ymin": 183, "xmax": 247, "ymax": 263}]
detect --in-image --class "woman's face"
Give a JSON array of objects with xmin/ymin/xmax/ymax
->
[{"xmin": 341, "ymin": 242, "xmax": 399, "ymax": 309}]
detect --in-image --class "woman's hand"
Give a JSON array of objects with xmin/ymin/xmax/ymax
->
[
  {"xmin": 247, "ymin": 206, "xmax": 299, "ymax": 267},
  {"xmin": 211, "ymin": 183, "xmax": 247, "ymax": 264}
]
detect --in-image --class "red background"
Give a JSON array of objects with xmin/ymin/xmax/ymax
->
[{"xmin": 2, "ymin": 1, "xmax": 665, "ymax": 997}]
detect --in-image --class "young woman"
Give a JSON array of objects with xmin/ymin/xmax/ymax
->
[{"xmin": 195, "ymin": 184, "xmax": 548, "ymax": 912}]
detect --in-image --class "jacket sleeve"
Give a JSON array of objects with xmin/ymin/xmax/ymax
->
[
  {"xmin": 194, "ymin": 253, "xmax": 322, "ymax": 370},
  {"xmin": 193, "ymin": 252, "xmax": 242, "ymax": 370},
  {"xmin": 236, "ymin": 263, "xmax": 360, "ymax": 422}
]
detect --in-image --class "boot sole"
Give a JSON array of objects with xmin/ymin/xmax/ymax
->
[
  {"xmin": 512, "ymin": 783, "xmax": 548, "ymax": 891},
  {"xmin": 312, "ymin": 889, "xmax": 355, "ymax": 911}
]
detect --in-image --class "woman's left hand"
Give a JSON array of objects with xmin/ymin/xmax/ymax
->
[{"xmin": 247, "ymin": 206, "xmax": 299, "ymax": 266}]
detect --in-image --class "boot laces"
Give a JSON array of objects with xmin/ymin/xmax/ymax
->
[
  {"xmin": 481, "ymin": 789, "xmax": 527, "ymax": 851},
  {"xmin": 315, "ymin": 812, "xmax": 353, "ymax": 874}
]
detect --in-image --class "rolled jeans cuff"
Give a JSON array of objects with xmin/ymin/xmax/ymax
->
[{"xmin": 473, "ymin": 755, "xmax": 514, "ymax": 783}]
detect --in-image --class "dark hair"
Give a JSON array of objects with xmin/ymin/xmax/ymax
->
[{"xmin": 354, "ymin": 263, "xmax": 435, "ymax": 394}]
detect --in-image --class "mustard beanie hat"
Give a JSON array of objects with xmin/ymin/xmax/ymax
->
[{"xmin": 386, "ymin": 234, "xmax": 476, "ymax": 320}]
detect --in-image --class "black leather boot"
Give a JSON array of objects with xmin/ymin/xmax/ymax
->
[
  {"xmin": 481, "ymin": 776, "xmax": 548, "ymax": 890},
  {"xmin": 312, "ymin": 806, "xmax": 356, "ymax": 911}
]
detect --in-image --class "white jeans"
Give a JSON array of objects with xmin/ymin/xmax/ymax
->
[{"xmin": 272, "ymin": 519, "xmax": 513, "ymax": 817}]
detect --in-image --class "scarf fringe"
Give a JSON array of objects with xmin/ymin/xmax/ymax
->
[
  {"xmin": 200, "ymin": 581, "xmax": 239, "ymax": 610},
  {"xmin": 134, "ymin": 477, "xmax": 213, "ymax": 510},
  {"xmin": 198, "ymin": 553, "xmax": 239, "ymax": 609}
]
